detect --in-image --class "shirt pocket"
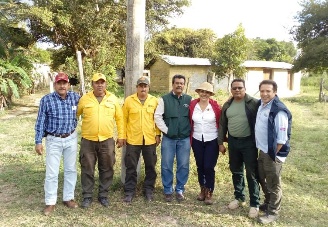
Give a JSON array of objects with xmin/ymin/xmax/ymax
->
[
  {"xmin": 145, "ymin": 107, "xmax": 156, "ymax": 128},
  {"xmin": 129, "ymin": 108, "xmax": 140, "ymax": 124},
  {"xmin": 104, "ymin": 102, "xmax": 115, "ymax": 117},
  {"xmin": 146, "ymin": 107, "xmax": 155, "ymax": 119},
  {"xmin": 84, "ymin": 104, "xmax": 96, "ymax": 117},
  {"xmin": 128, "ymin": 109, "xmax": 140, "ymax": 134}
]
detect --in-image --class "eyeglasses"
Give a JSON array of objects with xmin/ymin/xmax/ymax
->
[{"xmin": 231, "ymin": 87, "xmax": 244, "ymax": 90}]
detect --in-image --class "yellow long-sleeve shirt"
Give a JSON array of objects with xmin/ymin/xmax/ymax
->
[
  {"xmin": 123, "ymin": 93, "xmax": 161, "ymax": 145},
  {"xmin": 77, "ymin": 91, "xmax": 124, "ymax": 142}
]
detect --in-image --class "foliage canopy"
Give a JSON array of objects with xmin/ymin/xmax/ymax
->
[
  {"xmin": 210, "ymin": 24, "xmax": 249, "ymax": 85},
  {"xmin": 145, "ymin": 27, "xmax": 216, "ymax": 64},
  {"xmin": 292, "ymin": 0, "xmax": 328, "ymax": 72}
]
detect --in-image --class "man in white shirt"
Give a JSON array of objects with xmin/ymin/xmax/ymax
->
[{"xmin": 255, "ymin": 80, "xmax": 292, "ymax": 224}]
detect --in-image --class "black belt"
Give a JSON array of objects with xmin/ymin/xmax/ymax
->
[
  {"xmin": 229, "ymin": 134, "xmax": 252, "ymax": 140},
  {"xmin": 46, "ymin": 130, "xmax": 75, "ymax": 138}
]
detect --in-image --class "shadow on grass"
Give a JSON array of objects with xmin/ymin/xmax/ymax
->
[{"xmin": 0, "ymin": 154, "xmax": 262, "ymax": 226}]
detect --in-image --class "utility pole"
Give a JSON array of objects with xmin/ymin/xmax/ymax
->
[{"xmin": 121, "ymin": 0, "xmax": 146, "ymax": 183}]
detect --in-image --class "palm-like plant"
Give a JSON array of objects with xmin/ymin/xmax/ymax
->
[
  {"xmin": 0, "ymin": 57, "xmax": 32, "ymax": 101},
  {"xmin": 0, "ymin": 0, "xmax": 34, "ymax": 102}
]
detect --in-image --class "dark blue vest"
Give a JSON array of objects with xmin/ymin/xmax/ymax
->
[{"xmin": 267, "ymin": 96, "xmax": 292, "ymax": 161}]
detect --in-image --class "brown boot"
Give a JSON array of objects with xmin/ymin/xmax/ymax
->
[
  {"xmin": 204, "ymin": 188, "xmax": 213, "ymax": 205},
  {"xmin": 197, "ymin": 186, "xmax": 205, "ymax": 201}
]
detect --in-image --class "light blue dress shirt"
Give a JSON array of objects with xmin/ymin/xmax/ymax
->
[{"xmin": 255, "ymin": 99, "xmax": 289, "ymax": 162}]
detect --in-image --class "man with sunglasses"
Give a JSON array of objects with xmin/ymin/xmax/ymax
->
[{"xmin": 218, "ymin": 78, "xmax": 260, "ymax": 218}]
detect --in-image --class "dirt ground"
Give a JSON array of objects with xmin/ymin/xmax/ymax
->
[{"xmin": 0, "ymin": 90, "xmax": 45, "ymax": 120}]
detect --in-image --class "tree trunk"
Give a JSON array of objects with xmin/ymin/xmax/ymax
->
[
  {"xmin": 76, "ymin": 50, "xmax": 86, "ymax": 95},
  {"xmin": 226, "ymin": 73, "xmax": 233, "ymax": 93}
]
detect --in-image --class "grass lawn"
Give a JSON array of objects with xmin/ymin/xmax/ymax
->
[{"xmin": 0, "ymin": 84, "xmax": 327, "ymax": 227}]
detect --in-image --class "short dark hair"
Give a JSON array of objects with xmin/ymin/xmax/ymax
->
[
  {"xmin": 231, "ymin": 78, "xmax": 245, "ymax": 88},
  {"xmin": 259, "ymin": 80, "xmax": 277, "ymax": 92},
  {"xmin": 172, "ymin": 74, "xmax": 186, "ymax": 84}
]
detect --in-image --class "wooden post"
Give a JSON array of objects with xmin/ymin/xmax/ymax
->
[{"xmin": 76, "ymin": 50, "xmax": 86, "ymax": 95}]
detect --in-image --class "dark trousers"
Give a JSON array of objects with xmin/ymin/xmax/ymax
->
[
  {"xmin": 79, "ymin": 138, "xmax": 116, "ymax": 198},
  {"xmin": 258, "ymin": 150, "xmax": 283, "ymax": 215},
  {"xmin": 192, "ymin": 137, "xmax": 219, "ymax": 192},
  {"xmin": 124, "ymin": 143, "xmax": 157, "ymax": 196},
  {"xmin": 228, "ymin": 135, "xmax": 260, "ymax": 207}
]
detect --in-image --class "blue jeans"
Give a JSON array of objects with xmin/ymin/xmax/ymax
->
[
  {"xmin": 161, "ymin": 135, "xmax": 191, "ymax": 194},
  {"xmin": 44, "ymin": 131, "xmax": 78, "ymax": 205}
]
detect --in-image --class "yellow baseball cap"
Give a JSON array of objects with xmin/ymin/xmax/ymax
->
[{"xmin": 92, "ymin": 73, "xmax": 106, "ymax": 81}]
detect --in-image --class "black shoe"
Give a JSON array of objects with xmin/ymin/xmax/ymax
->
[
  {"xmin": 123, "ymin": 195, "xmax": 133, "ymax": 204},
  {"xmin": 145, "ymin": 193, "xmax": 153, "ymax": 202},
  {"xmin": 98, "ymin": 197, "xmax": 109, "ymax": 207},
  {"xmin": 259, "ymin": 203, "xmax": 268, "ymax": 212},
  {"xmin": 81, "ymin": 197, "xmax": 92, "ymax": 209}
]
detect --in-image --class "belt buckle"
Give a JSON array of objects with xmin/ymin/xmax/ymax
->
[{"xmin": 61, "ymin": 133, "xmax": 69, "ymax": 138}]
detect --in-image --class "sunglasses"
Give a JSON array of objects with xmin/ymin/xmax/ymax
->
[{"xmin": 231, "ymin": 87, "xmax": 244, "ymax": 90}]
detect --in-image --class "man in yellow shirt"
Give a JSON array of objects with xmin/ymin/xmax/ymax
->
[
  {"xmin": 122, "ymin": 76, "xmax": 161, "ymax": 203},
  {"xmin": 77, "ymin": 73, "xmax": 124, "ymax": 208}
]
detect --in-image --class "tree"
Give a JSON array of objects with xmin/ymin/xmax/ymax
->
[
  {"xmin": 19, "ymin": 0, "xmax": 190, "ymax": 81},
  {"xmin": 0, "ymin": 0, "xmax": 34, "ymax": 101},
  {"xmin": 210, "ymin": 24, "xmax": 249, "ymax": 90},
  {"xmin": 292, "ymin": 0, "xmax": 328, "ymax": 72},
  {"xmin": 145, "ymin": 28, "xmax": 217, "ymax": 63},
  {"xmin": 249, "ymin": 38, "xmax": 296, "ymax": 63},
  {"xmin": 0, "ymin": 58, "xmax": 32, "ymax": 102}
]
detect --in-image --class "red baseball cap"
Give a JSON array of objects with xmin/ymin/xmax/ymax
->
[{"xmin": 55, "ymin": 72, "xmax": 69, "ymax": 83}]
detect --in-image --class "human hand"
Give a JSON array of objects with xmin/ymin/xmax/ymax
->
[
  {"xmin": 122, "ymin": 139, "xmax": 127, "ymax": 146},
  {"xmin": 155, "ymin": 135, "xmax": 161, "ymax": 146},
  {"xmin": 219, "ymin": 144, "xmax": 226, "ymax": 155},
  {"xmin": 116, "ymin": 139, "xmax": 124, "ymax": 148},
  {"xmin": 35, "ymin": 144, "xmax": 43, "ymax": 155}
]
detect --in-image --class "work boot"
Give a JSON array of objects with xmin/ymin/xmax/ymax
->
[
  {"xmin": 204, "ymin": 188, "xmax": 213, "ymax": 205},
  {"xmin": 43, "ymin": 205, "xmax": 55, "ymax": 216},
  {"xmin": 81, "ymin": 197, "xmax": 92, "ymax": 209},
  {"xmin": 197, "ymin": 186, "xmax": 205, "ymax": 201}
]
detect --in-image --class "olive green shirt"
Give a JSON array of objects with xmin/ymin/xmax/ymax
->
[{"xmin": 226, "ymin": 99, "xmax": 251, "ymax": 137}]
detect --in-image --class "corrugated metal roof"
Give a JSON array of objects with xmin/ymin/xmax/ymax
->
[
  {"xmin": 242, "ymin": 60, "xmax": 293, "ymax": 69},
  {"xmin": 160, "ymin": 56, "xmax": 292, "ymax": 69},
  {"xmin": 161, "ymin": 55, "xmax": 211, "ymax": 66}
]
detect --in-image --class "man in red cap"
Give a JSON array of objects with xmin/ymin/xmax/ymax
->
[{"xmin": 35, "ymin": 72, "xmax": 80, "ymax": 216}]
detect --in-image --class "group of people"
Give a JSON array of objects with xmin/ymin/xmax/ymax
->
[{"xmin": 35, "ymin": 72, "xmax": 292, "ymax": 225}]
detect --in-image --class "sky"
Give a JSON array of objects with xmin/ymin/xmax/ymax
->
[{"xmin": 169, "ymin": 0, "xmax": 302, "ymax": 42}]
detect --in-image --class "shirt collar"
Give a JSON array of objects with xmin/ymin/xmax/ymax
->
[{"xmin": 261, "ymin": 98, "xmax": 274, "ymax": 108}]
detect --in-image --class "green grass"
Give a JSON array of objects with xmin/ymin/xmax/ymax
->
[{"xmin": 0, "ymin": 84, "xmax": 327, "ymax": 226}]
